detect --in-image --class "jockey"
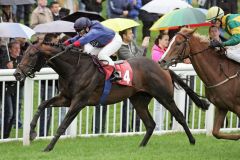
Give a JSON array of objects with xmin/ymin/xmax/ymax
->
[
  {"xmin": 64, "ymin": 17, "xmax": 122, "ymax": 82},
  {"xmin": 207, "ymin": 6, "xmax": 240, "ymax": 63}
]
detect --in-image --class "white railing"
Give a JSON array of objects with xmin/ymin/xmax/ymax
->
[{"xmin": 0, "ymin": 64, "xmax": 239, "ymax": 145}]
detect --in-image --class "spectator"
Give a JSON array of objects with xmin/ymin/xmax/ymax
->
[
  {"xmin": 208, "ymin": 25, "xmax": 226, "ymax": 42},
  {"xmin": 50, "ymin": 1, "xmax": 61, "ymax": 21},
  {"xmin": 78, "ymin": 0, "xmax": 86, "ymax": 11},
  {"xmin": 83, "ymin": 0, "xmax": 105, "ymax": 13},
  {"xmin": 151, "ymin": 31, "xmax": 169, "ymax": 63},
  {"xmin": 0, "ymin": 5, "xmax": 16, "ymax": 22},
  {"xmin": 138, "ymin": 0, "xmax": 159, "ymax": 40},
  {"xmin": 217, "ymin": 0, "xmax": 238, "ymax": 14},
  {"xmin": 15, "ymin": 38, "xmax": 29, "ymax": 55},
  {"xmin": 50, "ymin": 1, "xmax": 70, "ymax": 21},
  {"xmin": 57, "ymin": 0, "xmax": 79, "ymax": 13},
  {"xmin": 30, "ymin": 0, "xmax": 53, "ymax": 28},
  {"xmin": 39, "ymin": 33, "xmax": 59, "ymax": 137},
  {"xmin": 0, "ymin": 42, "xmax": 8, "ymax": 128},
  {"xmin": 118, "ymin": 28, "xmax": 149, "ymax": 132},
  {"xmin": 127, "ymin": 0, "xmax": 142, "ymax": 38},
  {"xmin": 107, "ymin": 0, "xmax": 129, "ymax": 18},
  {"xmin": 151, "ymin": 31, "xmax": 169, "ymax": 131},
  {"xmin": 184, "ymin": 0, "xmax": 192, "ymax": 5},
  {"xmin": 16, "ymin": 4, "xmax": 32, "ymax": 26},
  {"xmin": 3, "ymin": 41, "xmax": 23, "ymax": 138},
  {"xmin": 93, "ymin": 104, "xmax": 107, "ymax": 134}
]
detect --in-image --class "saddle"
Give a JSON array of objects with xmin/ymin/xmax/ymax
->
[{"xmin": 91, "ymin": 55, "xmax": 133, "ymax": 86}]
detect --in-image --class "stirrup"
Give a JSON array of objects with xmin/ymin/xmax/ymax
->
[{"xmin": 110, "ymin": 70, "xmax": 122, "ymax": 82}]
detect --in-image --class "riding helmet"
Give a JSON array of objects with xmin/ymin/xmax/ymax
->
[
  {"xmin": 206, "ymin": 6, "xmax": 224, "ymax": 21},
  {"xmin": 74, "ymin": 17, "xmax": 92, "ymax": 32}
]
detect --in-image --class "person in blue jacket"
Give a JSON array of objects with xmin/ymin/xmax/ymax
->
[{"xmin": 64, "ymin": 17, "xmax": 122, "ymax": 82}]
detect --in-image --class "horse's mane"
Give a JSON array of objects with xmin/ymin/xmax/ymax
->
[{"xmin": 179, "ymin": 28, "xmax": 209, "ymax": 44}]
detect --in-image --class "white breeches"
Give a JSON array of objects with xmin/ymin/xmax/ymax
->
[
  {"xmin": 226, "ymin": 43, "xmax": 240, "ymax": 63},
  {"xmin": 83, "ymin": 33, "xmax": 122, "ymax": 66}
]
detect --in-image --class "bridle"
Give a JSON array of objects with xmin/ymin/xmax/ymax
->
[
  {"xmin": 17, "ymin": 42, "xmax": 51, "ymax": 78},
  {"xmin": 164, "ymin": 32, "xmax": 211, "ymax": 67}
]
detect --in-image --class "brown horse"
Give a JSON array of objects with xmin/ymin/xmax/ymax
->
[
  {"xmin": 14, "ymin": 42, "xmax": 208, "ymax": 152},
  {"xmin": 160, "ymin": 28, "xmax": 240, "ymax": 141}
]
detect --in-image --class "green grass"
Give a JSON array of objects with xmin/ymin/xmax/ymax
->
[{"xmin": 0, "ymin": 133, "xmax": 240, "ymax": 160}]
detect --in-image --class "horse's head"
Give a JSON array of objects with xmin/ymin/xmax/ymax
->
[
  {"xmin": 14, "ymin": 42, "xmax": 62, "ymax": 81},
  {"xmin": 160, "ymin": 28, "xmax": 196, "ymax": 69}
]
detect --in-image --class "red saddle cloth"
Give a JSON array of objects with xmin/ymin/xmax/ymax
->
[{"xmin": 103, "ymin": 60, "xmax": 133, "ymax": 86}]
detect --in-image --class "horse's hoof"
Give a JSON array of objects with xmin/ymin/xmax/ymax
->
[
  {"xmin": 190, "ymin": 138, "xmax": 196, "ymax": 145},
  {"xmin": 43, "ymin": 146, "xmax": 52, "ymax": 152},
  {"xmin": 139, "ymin": 143, "xmax": 146, "ymax": 147},
  {"xmin": 30, "ymin": 131, "xmax": 37, "ymax": 141}
]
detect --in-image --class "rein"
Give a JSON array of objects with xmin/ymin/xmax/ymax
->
[{"xmin": 205, "ymin": 71, "xmax": 239, "ymax": 88}]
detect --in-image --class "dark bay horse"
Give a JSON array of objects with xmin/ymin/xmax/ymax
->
[
  {"xmin": 14, "ymin": 42, "xmax": 208, "ymax": 152},
  {"xmin": 160, "ymin": 28, "xmax": 240, "ymax": 141}
]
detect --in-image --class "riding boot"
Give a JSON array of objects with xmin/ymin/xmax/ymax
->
[{"xmin": 110, "ymin": 68, "xmax": 122, "ymax": 82}]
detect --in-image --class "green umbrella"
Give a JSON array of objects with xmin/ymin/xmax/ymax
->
[{"xmin": 150, "ymin": 8, "xmax": 209, "ymax": 31}]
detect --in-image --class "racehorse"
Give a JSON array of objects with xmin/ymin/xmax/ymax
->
[
  {"xmin": 160, "ymin": 28, "xmax": 240, "ymax": 141},
  {"xmin": 14, "ymin": 42, "xmax": 208, "ymax": 152}
]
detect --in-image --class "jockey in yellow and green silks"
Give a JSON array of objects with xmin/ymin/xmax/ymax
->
[{"xmin": 207, "ymin": 6, "xmax": 240, "ymax": 63}]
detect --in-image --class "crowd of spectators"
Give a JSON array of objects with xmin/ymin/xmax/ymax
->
[{"xmin": 0, "ymin": 0, "xmax": 238, "ymax": 138}]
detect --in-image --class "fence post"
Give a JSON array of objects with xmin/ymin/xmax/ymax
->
[
  {"xmin": 67, "ymin": 117, "xmax": 77, "ymax": 137},
  {"xmin": 23, "ymin": 78, "xmax": 34, "ymax": 145},
  {"xmin": 172, "ymin": 80, "xmax": 186, "ymax": 131},
  {"xmin": 205, "ymin": 103, "xmax": 214, "ymax": 136}
]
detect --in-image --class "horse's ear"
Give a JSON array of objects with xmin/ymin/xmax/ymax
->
[{"xmin": 189, "ymin": 28, "xmax": 197, "ymax": 35}]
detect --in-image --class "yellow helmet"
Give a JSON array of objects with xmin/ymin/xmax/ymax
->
[{"xmin": 206, "ymin": 6, "xmax": 224, "ymax": 21}]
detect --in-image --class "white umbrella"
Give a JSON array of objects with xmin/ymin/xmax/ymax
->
[
  {"xmin": 0, "ymin": 22, "xmax": 35, "ymax": 61},
  {"xmin": 0, "ymin": 22, "xmax": 35, "ymax": 39},
  {"xmin": 33, "ymin": 20, "xmax": 75, "ymax": 33},
  {"xmin": 0, "ymin": 0, "xmax": 35, "ymax": 5},
  {"xmin": 141, "ymin": 0, "xmax": 192, "ymax": 14}
]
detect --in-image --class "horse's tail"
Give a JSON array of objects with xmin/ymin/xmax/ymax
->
[{"xmin": 169, "ymin": 69, "xmax": 209, "ymax": 110}]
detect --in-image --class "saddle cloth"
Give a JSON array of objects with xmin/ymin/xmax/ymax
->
[{"xmin": 103, "ymin": 60, "xmax": 133, "ymax": 86}]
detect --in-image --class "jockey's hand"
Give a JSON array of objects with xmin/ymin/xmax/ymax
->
[
  {"xmin": 63, "ymin": 40, "xmax": 71, "ymax": 46},
  {"xmin": 209, "ymin": 40, "xmax": 223, "ymax": 48}
]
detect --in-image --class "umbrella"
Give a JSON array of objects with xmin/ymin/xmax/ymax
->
[
  {"xmin": 196, "ymin": 8, "xmax": 208, "ymax": 15},
  {"xmin": 0, "ymin": 0, "xmax": 35, "ymax": 5},
  {"xmin": 61, "ymin": 11, "xmax": 105, "ymax": 22},
  {"xmin": 150, "ymin": 8, "xmax": 211, "ymax": 31},
  {"xmin": 141, "ymin": 0, "xmax": 192, "ymax": 14},
  {"xmin": 0, "ymin": 22, "xmax": 35, "ymax": 39},
  {"xmin": 0, "ymin": 22, "xmax": 35, "ymax": 61},
  {"xmin": 101, "ymin": 18, "xmax": 140, "ymax": 32},
  {"xmin": 33, "ymin": 20, "xmax": 75, "ymax": 33}
]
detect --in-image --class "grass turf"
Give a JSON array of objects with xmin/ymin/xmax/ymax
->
[{"xmin": 0, "ymin": 133, "xmax": 239, "ymax": 160}]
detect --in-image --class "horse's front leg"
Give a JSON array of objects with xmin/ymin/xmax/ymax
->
[
  {"xmin": 212, "ymin": 107, "xmax": 240, "ymax": 140},
  {"xmin": 30, "ymin": 95, "xmax": 70, "ymax": 141},
  {"xmin": 43, "ymin": 96, "xmax": 86, "ymax": 152}
]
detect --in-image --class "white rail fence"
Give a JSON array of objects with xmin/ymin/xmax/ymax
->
[{"xmin": 0, "ymin": 64, "xmax": 239, "ymax": 145}]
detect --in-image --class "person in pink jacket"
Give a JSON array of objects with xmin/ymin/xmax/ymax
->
[
  {"xmin": 151, "ymin": 31, "xmax": 169, "ymax": 131},
  {"xmin": 151, "ymin": 31, "xmax": 169, "ymax": 62}
]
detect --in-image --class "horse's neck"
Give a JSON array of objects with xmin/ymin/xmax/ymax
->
[
  {"xmin": 48, "ymin": 52, "xmax": 95, "ymax": 79},
  {"xmin": 189, "ymin": 37, "xmax": 237, "ymax": 85}
]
